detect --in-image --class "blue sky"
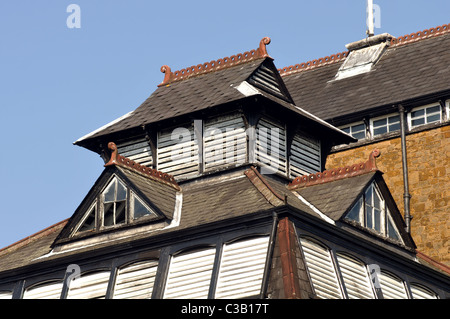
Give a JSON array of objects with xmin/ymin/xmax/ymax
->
[{"xmin": 0, "ymin": 0, "xmax": 448, "ymax": 250}]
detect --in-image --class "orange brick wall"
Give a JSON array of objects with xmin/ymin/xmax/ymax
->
[{"xmin": 325, "ymin": 125, "xmax": 449, "ymax": 266}]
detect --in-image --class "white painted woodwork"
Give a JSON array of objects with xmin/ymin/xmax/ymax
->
[
  {"xmin": 215, "ymin": 236, "xmax": 269, "ymax": 299},
  {"xmin": 164, "ymin": 248, "xmax": 216, "ymax": 299},
  {"xmin": 336, "ymin": 254, "xmax": 375, "ymax": 299},
  {"xmin": 23, "ymin": 281, "xmax": 63, "ymax": 299},
  {"xmin": 300, "ymin": 238, "xmax": 342, "ymax": 299},
  {"xmin": 113, "ymin": 260, "xmax": 158, "ymax": 299}
]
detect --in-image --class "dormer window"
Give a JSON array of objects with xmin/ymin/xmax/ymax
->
[
  {"xmin": 345, "ymin": 182, "xmax": 402, "ymax": 242},
  {"xmin": 103, "ymin": 178, "xmax": 127, "ymax": 227},
  {"xmin": 74, "ymin": 176, "xmax": 158, "ymax": 236}
]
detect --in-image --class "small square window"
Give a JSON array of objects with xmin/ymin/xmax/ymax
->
[
  {"xmin": 409, "ymin": 104, "xmax": 441, "ymax": 128},
  {"xmin": 341, "ymin": 122, "xmax": 366, "ymax": 140},
  {"xmin": 372, "ymin": 115, "xmax": 400, "ymax": 137}
]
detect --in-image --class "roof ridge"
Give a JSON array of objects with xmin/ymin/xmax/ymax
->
[
  {"xmin": 158, "ymin": 37, "xmax": 272, "ymax": 87},
  {"xmin": 390, "ymin": 22, "xmax": 450, "ymax": 46},
  {"xmin": 288, "ymin": 149, "xmax": 381, "ymax": 190},
  {"xmin": 0, "ymin": 219, "xmax": 68, "ymax": 257},
  {"xmin": 104, "ymin": 142, "xmax": 181, "ymax": 191},
  {"xmin": 279, "ymin": 22, "xmax": 450, "ymax": 77},
  {"xmin": 278, "ymin": 50, "xmax": 349, "ymax": 77},
  {"xmin": 245, "ymin": 166, "xmax": 285, "ymax": 206}
]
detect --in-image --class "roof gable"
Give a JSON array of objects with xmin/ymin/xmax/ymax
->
[{"xmin": 54, "ymin": 143, "xmax": 180, "ymax": 246}]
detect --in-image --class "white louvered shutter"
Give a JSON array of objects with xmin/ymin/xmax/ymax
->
[
  {"xmin": 0, "ymin": 291, "xmax": 12, "ymax": 299},
  {"xmin": 157, "ymin": 126, "xmax": 198, "ymax": 179},
  {"xmin": 256, "ymin": 118, "xmax": 287, "ymax": 176},
  {"xmin": 300, "ymin": 238, "xmax": 342, "ymax": 299},
  {"xmin": 215, "ymin": 236, "xmax": 270, "ymax": 299},
  {"xmin": 164, "ymin": 248, "xmax": 216, "ymax": 299},
  {"xmin": 204, "ymin": 114, "xmax": 247, "ymax": 171},
  {"xmin": 410, "ymin": 284, "xmax": 438, "ymax": 299},
  {"xmin": 23, "ymin": 281, "xmax": 63, "ymax": 299},
  {"xmin": 67, "ymin": 271, "xmax": 111, "ymax": 299},
  {"xmin": 336, "ymin": 254, "xmax": 375, "ymax": 299},
  {"xmin": 113, "ymin": 260, "xmax": 158, "ymax": 299},
  {"xmin": 117, "ymin": 138, "xmax": 153, "ymax": 167},
  {"xmin": 289, "ymin": 133, "xmax": 321, "ymax": 177},
  {"xmin": 378, "ymin": 271, "xmax": 408, "ymax": 299}
]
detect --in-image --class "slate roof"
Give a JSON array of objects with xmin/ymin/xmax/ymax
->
[
  {"xmin": 280, "ymin": 24, "xmax": 450, "ymax": 124},
  {"xmin": 74, "ymin": 41, "xmax": 354, "ymax": 152}
]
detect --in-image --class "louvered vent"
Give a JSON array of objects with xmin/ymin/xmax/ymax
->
[
  {"xmin": 248, "ymin": 64, "xmax": 290, "ymax": 101},
  {"xmin": 378, "ymin": 271, "xmax": 408, "ymax": 299},
  {"xmin": 157, "ymin": 126, "xmax": 199, "ymax": 179},
  {"xmin": 215, "ymin": 236, "xmax": 269, "ymax": 299},
  {"xmin": 0, "ymin": 291, "xmax": 12, "ymax": 299},
  {"xmin": 410, "ymin": 284, "xmax": 438, "ymax": 299},
  {"xmin": 164, "ymin": 248, "xmax": 216, "ymax": 299},
  {"xmin": 336, "ymin": 254, "xmax": 375, "ymax": 299},
  {"xmin": 67, "ymin": 271, "xmax": 111, "ymax": 299},
  {"xmin": 204, "ymin": 114, "xmax": 247, "ymax": 171},
  {"xmin": 256, "ymin": 118, "xmax": 287, "ymax": 176},
  {"xmin": 23, "ymin": 281, "xmax": 63, "ymax": 299},
  {"xmin": 289, "ymin": 133, "xmax": 321, "ymax": 177},
  {"xmin": 300, "ymin": 238, "xmax": 342, "ymax": 299},
  {"xmin": 117, "ymin": 138, "xmax": 153, "ymax": 167},
  {"xmin": 113, "ymin": 260, "xmax": 158, "ymax": 299}
]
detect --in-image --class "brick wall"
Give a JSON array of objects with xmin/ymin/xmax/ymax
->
[{"xmin": 325, "ymin": 124, "xmax": 449, "ymax": 266}]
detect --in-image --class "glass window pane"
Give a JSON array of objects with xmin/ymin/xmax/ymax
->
[
  {"xmin": 104, "ymin": 203, "xmax": 114, "ymax": 226},
  {"xmin": 346, "ymin": 198, "xmax": 362, "ymax": 223},
  {"xmin": 388, "ymin": 115, "xmax": 400, "ymax": 124},
  {"xmin": 373, "ymin": 126, "xmax": 387, "ymax": 136},
  {"xmin": 411, "ymin": 109, "xmax": 425, "ymax": 118},
  {"xmin": 426, "ymin": 105, "xmax": 440, "ymax": 115},
  {"xmin": 388, "ymin": 122, "xmax": 400, "ymax": 132},
  {"xmin": 342, "ymin": 127, "xmax": 350, "ymax": 134},
  {"xmin": 426, "ymin": 113, "xmax": 440, "ymax": 123},
  {"xmin": 412, "ymin": 117, "xmax": 425, "ymax": 127},
  {"xmin": 373, "ymin": 118, "xmax": 387, "ymax": 128},
  {"xmin": 366, "ymin": 206, "xmax": 373, "ymax": 229},
  {"xmin": 104, "ymin": 180, "xmax": 116, "ymax": 202},
  {"xmin": 115, "ymin": 201, "xmax": 126, "ymax": 224},
  {"xmin": 134, "ymin": 197, "xmax": 153, "ymax": 219},
  {"xmin": 352, "ymin": 131, "xmax": 366, "ymax": 140},
  {"xmin": 353, "ymin": 124, "xmax": 365, "ymax": 132},
  {"xmin": 117, "ymin": 181, "xmax": 127, "ymax": 201},
  {"xmin": 374, "ymin": 208, "xmax": 381, "ymax": 231},
  {"xmin": 365, "ymin": 185, "xmax": 373, "ymax": 206},
  {"xmin": 387, "ymin": 218, "xmax": 400, "ymax": 240},
  {"xmin": 79, "ymin": 206, "xmax": 96, "ymax": 232}
]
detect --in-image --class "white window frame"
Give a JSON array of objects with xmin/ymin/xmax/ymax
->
[
  {"xmin": 446, "ymin": 99, "xmax": 450, "ymax": 121},
  {"xmin": 344, "ymin": 182, "xmax": 403, "ymax": 244},
  {"xmin": 339, "ymin": 121, "xmax": 367, "ymax": 140},
  {"xmin": 370, "ymin": 113, "xmax": 401, "ymax": 137},
  {"xmin": 407, "ymin": 103, "xmax": 442, "ymax": 129}
]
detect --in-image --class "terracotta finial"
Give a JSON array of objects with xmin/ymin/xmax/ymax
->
[
  {"xmin": 159, "ymin": 65, "xmax": 173, "ymax": 87},
  {"xmin": 368, "ymin": 149, "xmax": 381, "ymax": 171},
  {"xmin": 257, "ymin": 37, "xmax": 271, "ymax": 58},
  {"xmin": 104, "ymin": 142, "xmax": 118, "ymax": 167}
]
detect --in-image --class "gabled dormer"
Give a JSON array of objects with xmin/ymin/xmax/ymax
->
[
  {"xmin": 73, "ymin": 37, "xmax": 355, "ymax": 183},
  {"xmin": 53, "ymin": 142, "xmax": 181, "ymax": 250},
  {"xmin": 288, "ymin": 150, "xmax": 415, "ymax": 249}
]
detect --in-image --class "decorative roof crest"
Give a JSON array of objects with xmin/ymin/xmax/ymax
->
[
  {"xmin": 288, "ymin": 149, "xmax": 381, "ymax": 190},
  {"xmin": 104, "ymin": 142, "xmax": 180, "ymax": 190},
  {"xmin": 158, "ymin": 37, "xmax": 271, "ymax": 87},
  {"xmin": 391, "ymin": 23, "xmax": 449, "ymax": 46}
]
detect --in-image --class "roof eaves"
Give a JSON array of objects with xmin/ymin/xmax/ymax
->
[{"xmin": 0, "ymin": 219, "xmax": 68, "ymax": 257}]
